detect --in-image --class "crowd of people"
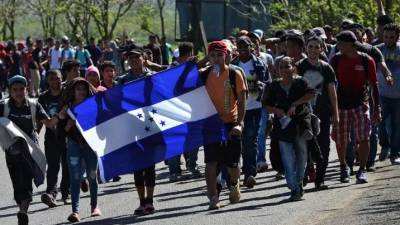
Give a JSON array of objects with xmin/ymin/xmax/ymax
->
[{"xmin": 1, "ymin": 13, "xmax": 400, "ymax": 225}]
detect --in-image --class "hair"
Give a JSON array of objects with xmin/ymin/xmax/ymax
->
[
  {"xmin": 46, "ymin": 69, "xmax": 62, "ymax": 80},
  {"xmin": 60, "ymin": 77, "xmax": 97, "ymax": 107},
  {"xmin": 323, "ymin": 25, "xmax": 333, "ymax": 33},
  {"xmin": 61, "ymin": 60, "xmax": 80, "ymax": 75},
  {"xmin": 377, "ymin": 15, "xmax": 393, "ymax": 26},
  {"xmin": 383, "ymin": 23, "xmax": 400, "ymax": 36},
  {"xmin": 365, "ymin": 27, "xmax": 375, "ymax": 35},
  {"xmin": 178, "ymin": 42, "xmax": 194, "ymax": 57},
  {"xmin": 286, "ymin": 34, "xmax": 305, "ymax": 48},
  {"xmin": 99, "ymin": 61, "xmax": 116, "ymax": 72},
  {"xmin": 306, "ymin": 36, "xmax": 323, "ymax": 46}
]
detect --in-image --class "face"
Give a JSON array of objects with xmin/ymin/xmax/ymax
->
[
  {"xmin": 306, "ymin": 40, "xmax": 322, "ymax": 60},
  {"xmin": 128, "ymin": 54, "xmax": 144, "ymax": 69},
  {"xmin": 286, "ymin": 40, "xmax": 302, "ymax": 58},
  {"xmin": 208, "ymin": 50, "xmax": 226, "ymax": 66},
  {"xmin": 383, "ymin": 30, "xmax": 399, "ymax": 47},
  {"xmin": 47, "ymin": 74, "xmax": 62, "ymax": 91},
  {"xmin": 68, "ymin": 66, "xmax": 80, "ymax": 79},
  {"xmin": 279, "ymin": 60, "xmax": 295, "ymax": 79},
  {"xmin": 10, "ymin": 83, "xmax": 27, "ymax": 102},
  {"xmin": 86, "ymin": 72, "xmax": 99, "ymax": 87},
  {"xmin": 55, "ymin": 41, "xmax": 60, "ymax": 48},
  {"xmin": 74, "ymin": 83, "xmax": 88, "ymax": 103},
  {"xmin": 102, "ymin": 67, "xmax": 115, "ymax": 81},
  {"xmin": 237, "ymin": 43, "xmax": 251, "ymax": 59}
]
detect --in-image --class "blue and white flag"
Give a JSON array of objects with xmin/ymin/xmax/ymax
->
[{"xmin": 68, "ymin": 61, "xmax": 228, "ymax": 181}]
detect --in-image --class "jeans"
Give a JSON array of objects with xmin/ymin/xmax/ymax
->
[
  {"xmin": 279, "ymin": 136, "xmax": 308, "ymax": 192},
  {"xmin": 168, "ymin": 149, "xmax": 199, "ymax": 174},
  {"xmin": 315, "ymin": 112, "xmax": 331, "ymax": 185},
  {"xmin": 257, "ymin": 109, "xmax": 269, "ymax": 164},
  {"xmin": 6, "ymin": 152, "xmax": 34, "ymax": 204},
  {"xmin": 242, "ymin": 109, "xmax": 261, "ymax": 177},
  {"xmin": 44, "ymin": 132, "xmax": 69, "ymax": 198},
  {"xmin": 381, "ymin": 96, "xmax": 400, "ymax": 158},
  {"xmin": 67, "ymin": 139, "xmax": 98, "ymax": 213}
]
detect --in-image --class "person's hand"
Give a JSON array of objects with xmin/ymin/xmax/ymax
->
[
  {"xmin": 288, "ymin": 105, "xmax": 296, "ymax": 116},
  {"xmin": 58, "ymin": 105, "xmax": 68, "ymax": 120},
  {"xmin": 385, "ymin": 75, "xmax": 394, "ymax": 86}
]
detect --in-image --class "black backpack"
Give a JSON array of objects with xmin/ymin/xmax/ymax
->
[{"xmin": 200, "ymin": 65, "xmax": 248, "ymax": 99}]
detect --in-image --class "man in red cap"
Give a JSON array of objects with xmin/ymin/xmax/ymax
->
[{"xmin": 200, "ymin": 41, "xmax": 247, "ymax": 210}]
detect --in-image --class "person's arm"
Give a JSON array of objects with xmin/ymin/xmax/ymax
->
[
  {"xmin": 378, "ymin": 62, "xmax": 394, "ymax": 85},
  {"xmin": 376, "ymin": 0, "xmax": 385, "ymax": 17},
  {"xmin": 327, "ymin": 83, "xmax": 339, "ymax": 126},
  {"xmin": 368, "ymin": 58, "xmax": 382, "ymax": 125},
  {"xmin": 144, "ymin": 60, "xmax": 168, "ymax": 72}
]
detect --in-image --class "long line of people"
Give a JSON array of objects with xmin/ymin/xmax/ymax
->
[{"xmin": 1, "ymin": 15, "xmax": 400, "ymax": 225}]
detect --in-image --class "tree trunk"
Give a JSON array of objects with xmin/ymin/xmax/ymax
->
[{"xmin": 158, "ymin": 0, "xmax": 166, "ymax": 38}]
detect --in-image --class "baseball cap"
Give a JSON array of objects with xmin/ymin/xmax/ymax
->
[
  {"xmin": 8, "ymin": 75, "xmax": 27, "ymax": 87},
  {"xmin": 312, "ymin": 27, "xmax": 327, "ymax": 39}
]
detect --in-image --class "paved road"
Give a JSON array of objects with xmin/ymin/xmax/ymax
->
[{"xmin": 0, "ymin": 132, "xmax": 399, "ymax": 225}]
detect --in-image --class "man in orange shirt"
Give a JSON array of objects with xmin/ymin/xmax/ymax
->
[{"xmin": 200, "ymin": 41, "xmax": 247, "ymax": 210}]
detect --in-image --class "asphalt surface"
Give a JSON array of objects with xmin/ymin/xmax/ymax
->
[{"xmin": 0, "ymin": 127, "xmax": 399, "ymax": 225}]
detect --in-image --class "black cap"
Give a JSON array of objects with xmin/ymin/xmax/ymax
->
[
  {"xmin": 237, "ymin": 36, "xmax": 252, "ymax": 46},
  {"xmin": 125, "ymin": 48, "xmax": 143, "ymax": 57},
  {"xmin": 346, "ymin": 23, "xmax": 364, "ymax": 32},
  {"xmin": 336, "ymin": 31, "xmax": 360, "ymax": 44},
  {"xmin": 8, "ymin": 75, "xmax": 27, "ymax": 87}
]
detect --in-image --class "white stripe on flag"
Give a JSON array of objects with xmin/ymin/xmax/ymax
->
[{"xmin": 77, "ymin": 86, "xmax": 217, "ymax": 157}]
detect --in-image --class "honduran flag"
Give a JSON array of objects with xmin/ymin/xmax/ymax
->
[{"xmin": 68, "ymin": 61, "xmax": 228, "ymax": 181}]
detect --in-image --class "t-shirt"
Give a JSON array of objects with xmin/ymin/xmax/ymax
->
[
  {"xmin": 61, "ymin": 47, "xmax": 75, "ymax": 61},
  {"xmin": 259, "ymin": 52, "xmax": 274, "ymax": 68},
  {"xmin": 38, "ymin": 90, "xmax": 61, "ymax": 137},
  {"xmin": 86, "ymin": 45, "xmax": 102, "ymax": 66},
  {"xmin": 204, "ymin": 67, "xmax": 247, "ymax": 123},
  {"xmin": 238, "ymin": 59, "xmax": 260, "ymax": 110},
  {"xmin": 49, "ymin": 47, "xmax": 61, "ymax": 69},
  {"xmin": 376, "ymin": 44, "xmax": 400, "ymax": 98},
  {"xmin": 0, "ymin": 98, "xmax": 49, "ymax": 138},
  {"xmin": 145, "ymin": 44, "xmax": 162, "ymax": 64},
  {"xmin": 359, "ymin": 43, "xmax": 384, "ymax": 64},
  {"xmin": 75, "ymin": 49, "xmax": 91, "ymax": 69},
  {"xmin": 117, "ymin": 69, "xmax": 154, "ymax": 85},
  {"xmin": 332, "ymin": 54, "xmax": 377, "ymax": 109},
  {"xmin": 297, "ymin": 59, "xmax": 336, "ymax": 114}
]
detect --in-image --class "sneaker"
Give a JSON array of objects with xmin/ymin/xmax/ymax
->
[
  {"xmin": 356, "ymin": 169, "xmax": 368, "ymax": 184},
  {"xmin": 67, "ymin": 212, "xmax": 80, "ymax": 223},
  {"xmin": 244, "ymin": 175, "xmax": 256, "ymax": 188},
  {"xmin": 256, "ymin": 161, "xmax": 269, "ymax": 173},
  {"xmin": 144, "ymin": 203, "xmax": 155, "ymax": 214},
  {"xmin": 17, "ymin": 212, "xmax": 28, "ymax": 225},
  {"xmin": 340, "ymin": 165, "xmax": 350, "ymax": 183},
  {"xmin": 208, "ymin": 196, "xmax": 220, "ymax": 210},
  {"xmin": 390, "ymin": 157, "xmax": 400, "ymax": 165},
  {"xmin": 229, "ymin": 182, "xmax": 241, "ymax": 203},
  {"xmin": 315, "ymin": 183, "xmax": 329, "ymax": 191},
  {"xmin": 91, "ymin": 207, "xmax": 102, "ymax": 217},
  {"xmin": 134, "ymin": 206, "xmax": 147, "ymax": 215},
  {"xmin": 80, "ymin": 179, "xmax": 89, "ymax": 193},
  {"xmin": 275, "ymin": 172, "xmax": 284, "ymax": 181},
  {"xmin": 41, "ymin": 193, "xmax": 57, "ymax": 208},
  {"xmin": 189, "ymin": 167, "xmax": 202, "ymax": 177},
  {"xmin": 366, "ymin": 166, "xmax": 376, "ymax": 172},
  {"xmin": 62, "ymin": 195, "xmax": 72, "ymax": 205},
  {"xmin": 169, "ymin": 173, "xmax": 180, "ymax": 182},
  {"xmin": 289, "ymin": 191, "xmax": 303, "ymax": 202}
]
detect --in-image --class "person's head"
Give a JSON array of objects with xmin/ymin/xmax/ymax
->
[
  {"xmin": 126, "ymin": 49, "xmax": 145, "ymax": 71},
  {"xmin": 89, "ymin": 37, "xmax": 96, "ymax": 46},
  {"xmin": 323, "ymin": 25, "xmax": 334, "ymax": 39},
  {"xmin": 340, "ymin": 19, "xmax": 354, "ymax": 31},
  {"xmin": 99, "ymin": 61, "xmax": 116, "ymax": 82},
  {"xmin": 46, "ymin": 70, "xmax": 62, "ymax": 91},
  {"xmin": 17, "ymin": 42, "xmax": 25, "ymax": 51},
  {"xmin": 336, "ymin": 30, "xmax": 360, "ymax": 56},
  {"xmin": 275, "ymin": 30, "xmax": 288, "ymax": 55},
  {"xmin": 47, "ymin": 37, "xmax": 55, "ymax": 47},
  {"xmin": 8, "ymin": 75, "xmax": 28, "ymax": 103},
  {"xmin": 285, "ymin": 34, "xmax": 304, "ymax": 58},
  {"xmin": 6, "ymin": 41, "xmax": 16, "ymax": 52},
  {"xmin": 36, "ymin": 39, "xmax": 43, "ymax": 49},
  {"xmin": 66, "ymin": 78, "xmax": 96, "ymax": 104},
  {"xmin": 236, "ymin": 36, "xmax": 253, "ymax": 61},
  {"xmin": 346, "ymin": 23, "xmax": 364, "ymax": 42},
  {"xmin": 303, "ymin": 29, "xmax": 316, "ymax": 41},
  {"xmin": 365, "ymin": 27, "xmax": 375, "ymax": 43},
  {"xmin": 55, "ymin": 40, "xmax": 61, "ymax": 49},
  {"xmin": 85, "ymin": 65, "xmax": 101, "ymax": 87},
  {"xmin": 76, "ymin": 37, "xmax": 84, "ymax": 49},
  {"xmin": 278, "ymin": 57, "xmax": 296, "ymax": 80},
  {"xmin": 62, "ymin": 36, "xmax": 70, "ymax": 47},
  {"xmin": 62, "ymin": 60, "xmax": 80, "ymax": 81},
  {"xmin": 306, "ymin": 36, "xmax": 323, "ymax": 60},
  {"xmin": 149, "ymin": 35, "xmax": 157, "ymax": 44},
  {"xmin": 247, "ymin": 32, "xmax": 261, "ymax": 48},
  {"xmin": 178, "ymin": 42, "xmax": 194, "ymax": 58},
  {"xmin": 143, "ymin": 49, "xmax": 153, "ymax": 62},
  {"xmin": 222, "ymin": 39, "xmax": 235, "ymax": 63},
  {"xmin": 208, "ymin": 40, "xmax": 228, "ymax": 67},
  {"xmin": 377, "ymin": 15, "xmax": 394, "ymax": 39},
  {"xmin": 383, "ymin": 23, "xmax": 400, "ymax": 48}
]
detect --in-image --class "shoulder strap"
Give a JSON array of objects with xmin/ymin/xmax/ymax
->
[
  {"xmin": 3, "ymin": 98, "xmax": 10, "ymax": 117},
  {"xmin": 228, "ymin": 66, "xmax": 238, "ymax": 99},
  {"xmin": 27, "ymin": 98, "xmax": 37, "ymax": 130}
]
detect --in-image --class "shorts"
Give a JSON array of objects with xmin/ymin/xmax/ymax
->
[
  {"xmin": 332, "ymin": 103, "xmax": 371, "ymax": 148},
  {"xmin": 204, "ymin": 123, "xmax": 241, "ymax": 167}
]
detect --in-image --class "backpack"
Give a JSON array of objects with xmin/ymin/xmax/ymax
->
[
  {"xmin": 3, "ymin": 98, "xmax": 38, "ymax": 131},
  {"xmin": 200, "ymin": 65, "xmax": 249, "ymax": 99}
]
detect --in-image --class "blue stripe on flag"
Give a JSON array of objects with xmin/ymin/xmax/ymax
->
[
  {"xmin": 71, "ymin": 61, "xmax": 201, "ymax": 131},
  {"xmin": 99, "ymin": 114, "xmax": 228, "ymax": 181}
]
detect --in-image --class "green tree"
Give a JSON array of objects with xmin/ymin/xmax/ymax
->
[{"xmin": 0, "ymin": 0, "xmax": 22, "ymax": 41}]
